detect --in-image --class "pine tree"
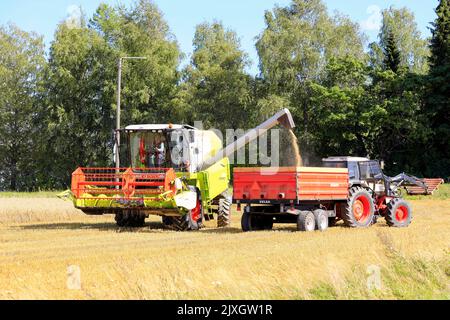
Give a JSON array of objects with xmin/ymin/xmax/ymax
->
[{"xmin": 383, "ymin": 30, "xmax": 401, "ymax": 73}]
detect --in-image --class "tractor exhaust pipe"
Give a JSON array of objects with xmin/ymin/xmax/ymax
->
[{"xmin": 201, "ymin": 108, "xmax": 295, "ymax": 170}]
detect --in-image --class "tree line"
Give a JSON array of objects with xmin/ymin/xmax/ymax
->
[{"xmin": 0, "ymin": 0, "xmax": 448, "ymax": 191}]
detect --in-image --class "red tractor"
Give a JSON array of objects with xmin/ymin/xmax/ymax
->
[{"xmin": 233, "ymin": 157, "xmax": 427, "ymax": 232}]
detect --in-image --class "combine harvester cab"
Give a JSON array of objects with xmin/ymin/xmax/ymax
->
[{"xmin": 67, "ymin": 109, "xmax": 296, "ymax": 231}]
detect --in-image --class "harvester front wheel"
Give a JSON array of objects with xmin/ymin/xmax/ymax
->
[
  {"xmin": 217, "ymin": 198, "xmax": 232, "ymax": 228},
  {"xmin": 163, "ymin": 197, "xmax": 203, "ymax": 231},
  {"xmin": 115, "ymin": 210, "xmax": 146, "ymax": 228},
  {"xmin": 343, "ymin": 187, "xmax": 375, "ymax": 228},
  {"xmin": 385, "ymin": 198, "xmax": 412, "ymax": 228}
]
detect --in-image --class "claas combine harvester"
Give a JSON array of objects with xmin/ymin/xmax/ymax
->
[{"xmin": 68, "ymin": 109, "xmax": 295, "ymax": 231}]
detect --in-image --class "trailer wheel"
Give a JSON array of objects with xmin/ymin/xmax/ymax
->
[
  {"xmin": 241, "ymin": 213, "xmax": 272, "ymax": 232},
  {"xmin": 313, "ymin": 209, "xmax": 328, "ymax": 231},
  {"xmin": 217, "ymin": 198, "xmax": 232, "ymax": 228},
  {"xmin": 241, "ymin": 212, "xmax": 252, "ymax": 232},
  {"xmin": 343, "ymin": 187, "xmax": 375, "ymax": 228},
  {"xmin": 262, "ymin": 216, "xmax": 274, "ymax": 230},
  {"xmin": 297, "ymin": 211, "xmax": 315, "ymax": 232},
  {"xmin": 385, "ymin": 198, "xmax": 412, "ymax": 228}
]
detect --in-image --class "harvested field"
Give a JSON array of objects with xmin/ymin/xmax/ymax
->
[{"xmin": 0, "ymin": 188, "xmax": 449, "ymax": 300}]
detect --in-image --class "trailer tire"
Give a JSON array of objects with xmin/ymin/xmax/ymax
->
[
  {"xmin": 385, "ymin": 198, "xmax": 412, "ymax": 228},
  {"xmin": 217, "ymin": 198, "xmax": 232, "ymax": 228},
  {"xmin": 297, "ymin": 211, "xmax": 315, "ymax": 232},
  {"xmin": 343, "ymin": 187, "xmax": 375, "ymax": 228},
  {"xmin": 262, "ymin": 216, "xmax": 274, "ymax": 230},
  {"xmin": 241, "ymin": 212, "xmax": 252, "ymax": 232},
  {"xmin": 241, "ymin": 213, "xmax": 272, "ymax": 232},
  {"xmin": 313, "ymin": 209, "xmax": 328, "ymax": 231}
]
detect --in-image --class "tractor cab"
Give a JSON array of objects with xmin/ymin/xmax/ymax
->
[
  {"xmin": 322, "ymin": 157, "xmax": 382, "ymax": 181},
  {"xmin": 322, "ymin": 157, "xmax": 386, "ymax": 193}
]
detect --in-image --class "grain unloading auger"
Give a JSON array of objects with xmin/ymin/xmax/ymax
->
[{"xmin": 65, "ymin": 109, "xmax": 295, "ymax": 231}]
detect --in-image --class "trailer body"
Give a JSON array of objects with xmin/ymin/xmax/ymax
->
[{"xmin": 233, "ymin": 167, "xmax": 348, "ymax": 203}]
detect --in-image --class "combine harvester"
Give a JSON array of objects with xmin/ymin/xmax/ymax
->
[
  {"xmin": 234, "ymin": 157, "xmax": 437, "ymax": 232},
  {"xmin": 68, "ymin": 109, "xmax": 295, "ymax": 231}
]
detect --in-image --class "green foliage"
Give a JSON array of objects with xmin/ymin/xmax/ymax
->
[
  {"xmin": 179, "ymin": 21, "xmax": 254, "ymax": 131},
  {"xmin": 383, "ymin": 31, "xmax": 402, "ymax": 73},
  {"xmin": 255, "ymin": 0, "xmax": 366, "ymax": 164},
  {"xmin": 41, "ymin": 0, "xmax": 182, "ymax": 188},
  {"xmin": 0, "ymin": 24, "xmax": 46, "ymax": 191},
  {"xmin": 424, "ymin": 0, "xmax": 450, "ymax": 178},
  {"xmin": 0, "ymin": 0, "xmax": 447, "ymax": 190},
  {"xmin": 370, "ymin": 6, "xmax": 430, "ymax": 74}
]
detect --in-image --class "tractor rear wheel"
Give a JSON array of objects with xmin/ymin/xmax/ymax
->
[
  {"xmin": 385, "ymin": 198, "xmax": 412, "ymax": 228},
  {"xmin": 343, "ymin": 187, "xmax": 375, "ymax": 228},
  {"xmin": 297, "ymin": 211, "xmax": 316, "ymax": 232},
  {"xmin": 115, "ymin": 210, "xmax": 146, "ymax": 228},
  {"xmin": 313, "ymin": 209, "xmax": 329, "ymax": 231},
  {"xmin": 217, "ymin": 198, "xmax": 232, "ymax": 228}
]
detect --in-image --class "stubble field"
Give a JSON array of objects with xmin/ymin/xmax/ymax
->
[{"xmin": 0, "ymin": 188, "xmax": 449, "ymax": 300}]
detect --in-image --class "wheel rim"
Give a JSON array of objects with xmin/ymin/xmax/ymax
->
[
  {"xmin": 319, "ymin": 215, "xmax": 327, "ymax": 229},
  {"xmin": 353, "ymin": 196, "xmax": 371, "ymax": 223},
  {"xmin": 395, "ymin": 205, "xmax": 409, "ymax": 222},
  {"xmin": 306, "ymin": 215, "xmax": 315, "ymax": 231}
]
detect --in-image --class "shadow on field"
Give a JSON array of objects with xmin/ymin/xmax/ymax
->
[
  {"xmin": 199, "ymin": 227, "xmax": 242, "ymax": 234},
  {"xmin": 19, "ymin": 221, "xmax": 169, "ymax": 233}
]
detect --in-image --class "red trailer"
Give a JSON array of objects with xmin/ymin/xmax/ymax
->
[{"xmin": 233, "ymin": 167, "xmax": 350, "ymax": 232}]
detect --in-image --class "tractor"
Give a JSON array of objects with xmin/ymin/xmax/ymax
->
[
  {"xmin": 66, "ymin": 109, "xmax": 295, "ymax": 231},
  {"xmin": 322, "ymin": 157, "xmax": 428, "ymax": 228}
]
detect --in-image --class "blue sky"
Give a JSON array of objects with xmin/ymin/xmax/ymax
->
[{"xmin": 0, "ymin": 0, "xmax": 438, "ymax": 75}]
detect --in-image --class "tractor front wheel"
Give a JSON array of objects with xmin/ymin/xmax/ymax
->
[
  {"xmin": 343, "ymin": 187, "xmax": 375, "ymax": 228},
  {"xmin": 385, "ymin": 198, "xmax": 412, "ymax": 228}
]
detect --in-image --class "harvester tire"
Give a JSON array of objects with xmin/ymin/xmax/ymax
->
[
  {"xmin": 385, "ymin": 198, "xmax": 412, "ymax": 228},
  {"xmin": 343, "ymin": 187, "xmax": 375, "ymax": 228},
  {"xmin": 297, "ymin": 211, "xmax": 315, "ymax": 232},
  {"xmin": 217, "ymin": 198, "xmax": 232, "ymax": 228},
  {"xmin": 313, "ymin": 209, "xmax": 328, "ymax": 231},
  {"xmin": 115, "ymin": 210, "xmax": 146, "ymax": 228}
]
